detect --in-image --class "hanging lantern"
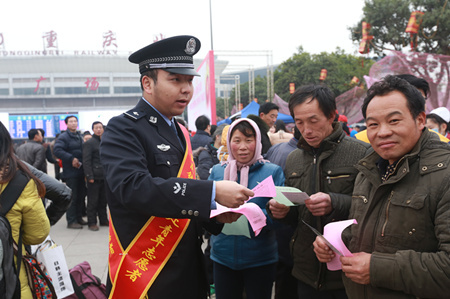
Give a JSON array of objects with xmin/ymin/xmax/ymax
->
[
  {"xmin": 350, "ymin": 76, "xmax": 360, "ymax": 85},
  {"xmin": 359, "ymin": 40, "xmax": 369, "ymax": 54},
  {"xmin": 405, "ymin": 11, "xmax": 425, "ymax": 51},
  {"xmin": 319, "ymin": 69, "xmax": 327, "ymax": 81},
  {"xmin": 359, "ymin": 22, "xmax": 374, "ymax": 54},
  {"xmin": 289, "ymin": 83, "xmax": 295, "ymax": 94},
  {"xmin": 362, "ymin": 22, "xmax": 374, "ymax": 41}
]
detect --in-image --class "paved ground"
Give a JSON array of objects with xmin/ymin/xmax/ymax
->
[{"xmin": 45, "ymin": 163, "xmax": 110, "ymax": 283}]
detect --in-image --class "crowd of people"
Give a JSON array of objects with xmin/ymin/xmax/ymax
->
[
  {"xmin": 13, "ymin": 116, "xmax": 108, "ymax": 232},
  {"xmin": 1, "ymin": 34, "xmax": 449, "ymax": 299}
]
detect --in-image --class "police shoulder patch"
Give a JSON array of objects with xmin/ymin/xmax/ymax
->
[{"xmin": 124, "ymin": 109, "xmax": 147, "ymax": 121}]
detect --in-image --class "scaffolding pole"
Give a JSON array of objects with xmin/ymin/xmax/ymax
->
[{"xmin": 214, "ymin": 50, "xmax": 273, "ymax": 101}]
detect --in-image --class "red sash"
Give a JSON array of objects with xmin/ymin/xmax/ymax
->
[{"xmin": 108, "ymin": 125, "xmax": 196, "ymax": 299}]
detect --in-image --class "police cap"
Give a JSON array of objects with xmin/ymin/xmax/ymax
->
[{"xmin": 129, "ymin": 35, "xmax": 201, "ymax": 76}]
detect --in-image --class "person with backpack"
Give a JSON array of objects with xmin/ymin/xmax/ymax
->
[{"xmin": 0, "ymin": 121, "xmax": 50, "ymax": 299}]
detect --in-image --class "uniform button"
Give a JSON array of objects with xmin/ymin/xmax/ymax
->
[
  {"xmin": 422, "ymin": 166, "xmax": 427, "ymax": 171},
  {"xmin": 194, "ymin": 211, "xmax": 199, "ymax": 216},
  {"xmin": 181, "ymin": 210, "xmax": 187, "ymax": 215},
  {"xmin": 406, "ymin": 200, "xmax": 411, "ymax": 204},
  {"xmin": 402, "ymin": 168, "xmax": 406, "ymax": 173},
  {"xmin": 409, "ymin": 231, "xmax": 413, "ymax": 235},
  {"xmin": 167, "ymin": 161, "xmax": 171, "ymax": 165},
  {"xmin": 363, "ymin": 198, "xmax": 368, "ymax": 204},
  {"xmin": 327, "ymin": 170, "xmax": 332, "ymax": 174},
  {"xmin": 438, "ymin": 163, "xmax": 443, "ymax": 167},
  {"xmin": 412, "ymin": 228, "xmax": 416, "ymax": 232},
  {"xmin": 188, "ymin": 210, "xmax": 193, "ymax": 215}
]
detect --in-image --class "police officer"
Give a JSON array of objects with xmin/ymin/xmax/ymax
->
[{"xmin": 100, "ymin": 35, "xmax": 253, "ymax": 299}]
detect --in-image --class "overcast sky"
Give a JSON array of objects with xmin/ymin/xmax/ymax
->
[{"xmin": 1, "ymin": 0, "xmax": 365, "ymax": 69}]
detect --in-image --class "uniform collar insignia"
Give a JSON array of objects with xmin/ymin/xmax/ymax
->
[
  {"xmin": 157, "ymin": 144, "xmax": 171, "ymax": 151},
  {"xmin": 133, "ymin": 111, "xmax": 139, "ymax": 116},
  {"xmin": 184, "ymin": 38, "xmax": 196, "ymax": 55},
  {"xmin": 149, "ymin": 116, "xmax": 157, "ymax": 123}
]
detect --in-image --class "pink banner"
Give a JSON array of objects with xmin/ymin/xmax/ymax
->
[{"xmin": 188, "ymin": 50, "xmax": 216, "ymax": 130}]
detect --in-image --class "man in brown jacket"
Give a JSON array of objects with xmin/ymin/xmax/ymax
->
[{"xmin": 314, "ymin": 75, "xmax": 450, "ymax": 298}]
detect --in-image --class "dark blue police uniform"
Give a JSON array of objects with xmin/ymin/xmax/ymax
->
[{"xmin": 100, "ymin": 35, "xmax": 222, "ymax": 299}]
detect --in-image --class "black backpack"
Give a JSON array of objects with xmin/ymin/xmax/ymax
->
[{"xmin": 0, "ymin": 171, "xmax": 29, "ymax": 299}]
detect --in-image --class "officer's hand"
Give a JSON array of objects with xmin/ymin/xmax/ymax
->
[
  {"xmin": 268, "ymin": 199, "xmax": 290, "ymax": 219},
  {"xmin": 305, "ymin": 192, "xmax": 332, "ymax": 216},
  {"xmin": 215, "ymin": 212, "xmax": 242, "ymax": 224},
  {"xmin": 313, "ymin": 236, "xmax": 335, "ymax": 263},
  {"xmin": 215, "ymin": 181, "xmax": 254, "ymax": 208}
]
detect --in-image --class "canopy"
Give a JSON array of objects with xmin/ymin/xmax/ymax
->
[{"xmin": 218, "ymin": 101, "xmax": 294, "ymax": 125}]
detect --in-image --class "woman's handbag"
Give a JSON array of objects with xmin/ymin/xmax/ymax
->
[{"xmin": 21, "ymin": 253, "xmax": 57, "ymax": 299}]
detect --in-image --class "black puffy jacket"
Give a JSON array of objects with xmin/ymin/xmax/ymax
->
[{"xmin": 24, "ymin": 161, "xmax": 72, "ymax": 225}]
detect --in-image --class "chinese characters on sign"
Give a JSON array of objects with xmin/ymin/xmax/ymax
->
[
  {"xmin": 85, "ymin": 77, "xmax": 99, "ymax": 91},
  {"xmin": 42, "ymin": 30, "xmax": 58, "ymax": 49},
  {"xmin": 1, "ymin": 30, "xmax": 124, "ymax": 57},
  {"xmin": 103, "ymin": 30, "xmax": 117, "ymax": 49},
  {"xmin": 34, "ymin": 76, "xmax": 47, "ymax": 93},
  {"xmin": 153, "ymin": 33, "xmax": 165, "ymax": 43}
]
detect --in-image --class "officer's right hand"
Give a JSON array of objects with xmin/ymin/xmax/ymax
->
[
  {"xmin": 215, "ymin": 181, "xmax": 254, "ymax": 208},
  {"xmin": 268, "ymin": 199, "xmax": 290, "ymax": 219}
]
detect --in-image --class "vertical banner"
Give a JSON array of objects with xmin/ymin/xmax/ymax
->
[{"xmin": 188, "ymin": 50, "xmax": 216, "ymax": 131}]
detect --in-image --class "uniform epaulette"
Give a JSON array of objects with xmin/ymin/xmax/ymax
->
[{"xmin": 124, "ymin": 109, "xmax": 147, "ymax": 121}]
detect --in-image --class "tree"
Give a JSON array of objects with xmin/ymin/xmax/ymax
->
[
  {"xmin": 349, "ymin": 0, "xmax": 450, "ymax": 55},
  {"xmin": 274, "ymin": 47, "xmax": 374, "ymax": 101}
]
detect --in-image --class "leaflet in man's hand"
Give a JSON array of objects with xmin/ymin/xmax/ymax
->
[{"xmin": 274, "ymin": 186, "xmax": 309, "ymax": 206}]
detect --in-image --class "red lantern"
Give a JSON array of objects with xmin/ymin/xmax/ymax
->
[
  {"xmin": 359, "ymin": 22, "xmax": 373, "ymax": 54},
  {"xmin": 350, "ymin": 76, "xmax": 360, "ymax": 85},
  {"xmin": 362, "ymin": 22, "xmax": 374, "ymax": 40},
  {"xmin": 359, "ymin": 40, "xmax": 369, "ymax": 54},
  {"xmin": 289, "ymin": 83, "xmax": 295, "ymax": 94},
  {"xmin": 406, "ymin": 11, "xmax": 424, "ymax": 51},
  {"xmin": 319, "ymin": 69, "xmax": 327, "ymax": 81}
]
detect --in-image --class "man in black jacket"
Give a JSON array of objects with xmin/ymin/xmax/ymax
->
[
  {"xmin": 54, "ymin": 115, "xmax": 87, "ymax": 229},
  {"xmin": 100, "ymin": 35, "xmax": 253, "ymax": 299},
  {"xmin": 83, "ymin": 121, "xmax": 107, "ymax": 231},
  {"xmin": 191, "ymin": 115, "xmax": 211, "ymax": 152}
]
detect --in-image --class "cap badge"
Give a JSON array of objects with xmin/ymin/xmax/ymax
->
[
  {"xmin": 149, "ymin": 116, "xmax": 157, "ymax": 123},
  {"xmin": 157, "ymin": 144, "xmax": 171, "ymax": 151},
  {"xmin": 184, "ymin": 38, "xmax": 196, "ymax": 55}
]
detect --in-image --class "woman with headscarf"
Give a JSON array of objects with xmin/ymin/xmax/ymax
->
[
  {"xmin": 208, "ymin": 118, "xmax": 285, "ymax": 299},
  {"xmin": 0, "ymin": 121, "xmax": 50, "ymax": 298}
]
